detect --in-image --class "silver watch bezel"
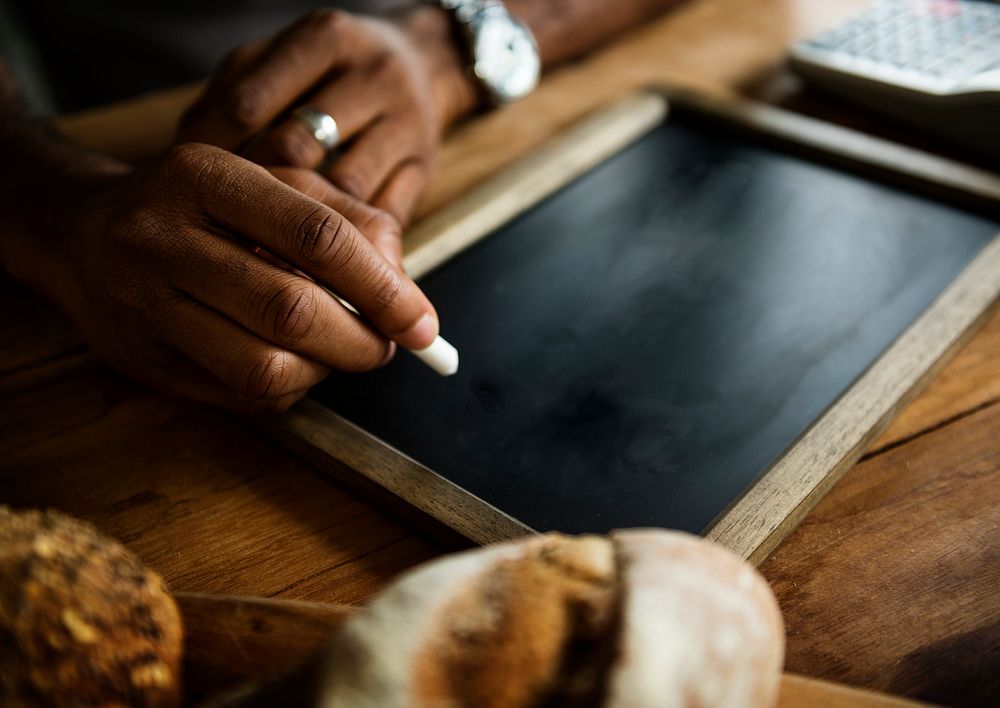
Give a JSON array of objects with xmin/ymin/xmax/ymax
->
[{"xmin": 439, "ymin": 0, "xmax": 541, "ymax": 105}]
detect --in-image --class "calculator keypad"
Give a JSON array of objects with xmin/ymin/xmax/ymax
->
[{"xmin": 801, "ymin": 0, "xmax": 1000, "ymax": 88}]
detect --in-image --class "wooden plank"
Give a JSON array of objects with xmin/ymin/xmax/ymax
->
[
  {"xmin": 669, "ymin": 90, "xmax": 1000, "ymax": 213},
  {"xmin": 870, "ymin": 306, "xmax": 1000, "ymax": 454},
  {"xmin": 0, "ymin": 362, "xmax": 443, "ymax": 606},
  {"xmin": 56, "ymin": 84, "xmax": 201, "ymax": 163},
  {"xmin": 268, "ymin": 401, "xmax": 534, "ymax": 546},
  {"xmin": 777, "ymin": 675, "xmax": 930, "ymax": 708},
  {"xmin": 760, "ymin": 401, "xmax": 1000, "ymax": 706}
]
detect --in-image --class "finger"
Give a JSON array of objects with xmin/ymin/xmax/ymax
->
[
  {"xmin": 178, "ymin": 41, "xmax": 268, "ymax": 146},
  {"xmin": 326, "ymin": 118, "xmax": 424, "ymax": 202},
  {"xmin": 153, "ymin": 293, "xmax": 331, "ymax": 400},
  {"xmin": 117, "ymin": 341, "xmax": 309, "ymax": 414},
  {"xmin": 197, "ymin": 155, "xmax": 437, "ymax": 349},
  {"xmin": 371, "ymin": 160, "xmax": 431, "ymax": 228},
  {"xmin": 244, "ymin": 67, "xmax": 386, "ymax": 169},
  {"xmin": 168, "ymin": 231, "xmax": 393, "ymax": 371},
  {"xmin": 270, "ymin": 168, "xmax": 404, "ymax": 270},
  {"xmin": 167, "ymin": 369, "xmax": 309, "ymax": 414},
  {"xmin": 180, "ymin": 9, "xmax": 381, "ymax": 151}
]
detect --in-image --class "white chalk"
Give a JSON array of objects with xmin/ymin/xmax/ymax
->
[
  {"xmin": 329, "ymin": 290, "xmax": 458, "ymax": 377},
  {"xmin": 409, "ymin": 335, "xmax": 459, "ymax": 377}
]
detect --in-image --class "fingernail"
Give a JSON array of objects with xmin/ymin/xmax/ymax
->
[
  {"xmin": 400, "ymin": 313, "xmax": 438, "ymax": 350},
  {"xmin": 380, "ymin": 341, "xmax": 398, "ymax": 367}
]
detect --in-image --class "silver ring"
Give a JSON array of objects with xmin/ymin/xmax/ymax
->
[{"xmin": 292, "ymin": 105, "xmax": 340, "ymax": 151}]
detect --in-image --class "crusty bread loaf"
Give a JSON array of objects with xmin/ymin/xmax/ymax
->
[
  {"xmin": 606, "ymin": 530, "xmax": 784, "ymax": 707},
  {"xmin": 316, "ymin": 529, "xmax": 783, "ymax": 708},
  {"xmin": 0, "ymin": 506, "xmax": 183, "ymax": 708}
]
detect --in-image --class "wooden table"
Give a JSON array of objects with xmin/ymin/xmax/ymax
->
[{"xmin": 2, "ymin": 1, "xmax": 998, "ymax": 705}]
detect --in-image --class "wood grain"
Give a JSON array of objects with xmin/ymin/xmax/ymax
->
[
  {"xmin": 262, "ymin": 400, "xmax": 533, "ymax": 546},
  {"xmin": 1, "ymin": 0, "xmax": 995, "ymax": 704},
  {"xmin": 176, "ymin": 592, "xmax": 352, "ymax": 702},
  {"xmin": 777, "ymin": 675, "xmax": 931, "ymax": 708},
  {"xmin": 0, "ymin": 360, "xmax": 443, "ymax": 606},
  {"xmin": 761, "ymin": 402, "xmax": 1000, "ymax": 706},
  {"xmin": 870, "ymin": 306, "xmax": 1000, "ymax": 454}
]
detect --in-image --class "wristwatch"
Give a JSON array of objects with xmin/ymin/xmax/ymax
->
[{"xmin": 436, "ymin": 0, "xmax": 541, "ymax": 105}]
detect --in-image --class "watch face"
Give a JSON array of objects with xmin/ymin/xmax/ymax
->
[{"xmin": 473, "ymin": 15, "xmax": 541, "ymax": 103}]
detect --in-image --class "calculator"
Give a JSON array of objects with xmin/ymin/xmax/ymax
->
[{"xmin": 790, "ymin": 0, "xmax": 1000, "ymax": 161}]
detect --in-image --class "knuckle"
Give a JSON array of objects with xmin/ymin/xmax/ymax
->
[
  {"xmin": 370, "ymin": 208, "xmax": 402, "ymax": 239},
  {"xmin": 328, "ymin": 167, "xmax": 370, "ymax": 200},
  {"xmin": 293, "ymin": 172, "xmax": 332, "ymax": 201},
  {"xmin": 296, "ymin": 208, "xmax": 354, "ymax": 269},
  {"xmin": 358, "ymin": 207, "xmax": 401, "ymax": 243},
  {"xmin": 112, "ymin": 207, "xmax": 180, "ymax": 262},
  {"xmin": 305, "ymin": 8, "xmax": 349, "ymax": 35},
  {"xmin": 163, "ymin": 142, "xmax": 204, "ymax": 174},
  {"xmin": 219, "ymin": 45, "xmax": 255, "ymax": 75},
  {"xmin": 271, "ymin": 127, "xmax": 319, "ymax": 168},
  {"xmin": 162, "ymin": 143, "xmax": 224, "ymax": 193},
  {"xmin": 344, "ymin": 343, "xmax": 392, "ymax": 373},
  {"xmin": 244, "ymin": 348, "xmax": 292, "ymax": 399},
  {"xmin": 222, "ymin": 82, "xmax": 268, "ymax": 133},
  {"xmin": 367, "ymin": 268, "xmax": 404, "ymax": 316},
  {"xmin": 375, "ymin": 53, "xmax": 406, "ymax": 82},
  {"xmin": 264, "ymin": 282, "xmax": 318, "ymax": 344}
]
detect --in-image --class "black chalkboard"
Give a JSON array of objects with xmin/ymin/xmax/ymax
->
[{"xmin": 311, "ymin": 104, "xmax": 1000, "ymax": 536}]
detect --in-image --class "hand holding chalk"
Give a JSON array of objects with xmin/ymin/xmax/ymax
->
[
  {"xmin": 252, "ymin": 189, "xmax": 458, "ymax": 376},
  {"xmin": 329, "ymin": 292, "xmax": 458, "ymax": 377}
]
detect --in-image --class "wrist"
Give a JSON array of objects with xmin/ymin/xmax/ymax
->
[{"xmin": 399, "ymin": 6, "xmax": 481, "ymax": 132}]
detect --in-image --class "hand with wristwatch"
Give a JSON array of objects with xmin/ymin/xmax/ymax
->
[
  {"xmin": 181, "ymin": 0, "xmax": 678, "ymax": 227},
  {"xmin": 180, "ymin": 1, "xmax": 542, "ymax": 231},
  {"xmin": 0, "ymin": 0, "xmax": 678, "ymax": 413}
]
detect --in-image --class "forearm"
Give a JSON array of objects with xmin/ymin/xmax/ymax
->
[
  {"xmin": 506, "ymin": 0, "xmax": 681, "ymax": 65},
  {"xmin": 0, "ymin": 63, "xmax": 126, "ymax": 288}
]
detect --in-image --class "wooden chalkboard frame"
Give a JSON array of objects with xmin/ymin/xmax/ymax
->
[{"xmin": 257, "ymin": 89, "xmax": 1000, "ymax": 565}]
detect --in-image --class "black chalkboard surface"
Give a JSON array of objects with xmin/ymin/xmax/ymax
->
[{"xmin": 310, "ymin": 101, "xmax": 1000, "ymax": 538}]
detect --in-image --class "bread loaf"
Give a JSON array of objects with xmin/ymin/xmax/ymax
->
[
  {"xmin": 316, "ymin": 529, "xmax": 783, "ymax": 708},
  {"xmin": 0, "ymin": 506, "xmax": 183, "ymax": 707}
]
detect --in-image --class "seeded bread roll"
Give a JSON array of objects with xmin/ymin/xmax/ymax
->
[
  {"xmin": 0, "ymin": 506, "xmax": 183, "ymax": 708},
  {"xmin": 317, "ymin": 529, "xmax": 783, "ymax": 708}
]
